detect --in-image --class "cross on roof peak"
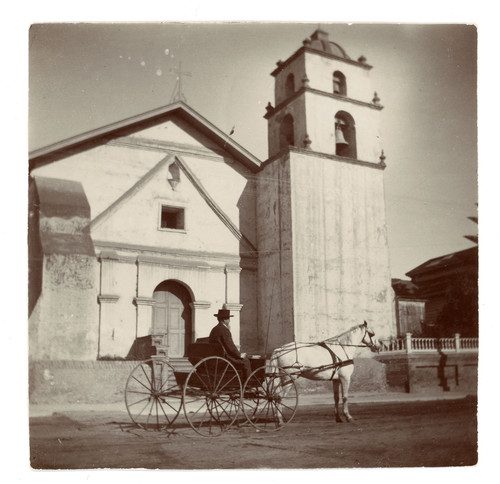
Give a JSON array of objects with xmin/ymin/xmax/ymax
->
[{"xmin": 169, "ymin": 61, "xmax": 192, "ymax": 103}]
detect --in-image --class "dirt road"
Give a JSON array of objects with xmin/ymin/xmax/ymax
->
[{"xmin": 30, "ymin": 396, "xmax": 477, "ymax": 469}]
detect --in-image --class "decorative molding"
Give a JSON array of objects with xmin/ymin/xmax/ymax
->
[
  {"xmin": 190, "ymin": 301, "xmax": 212, "ymax": 310},
  {"xmin": 379, "ymin": 150, "xmax": 387, "ymax": 168},
  {"xmin": 93, "ymin": 239, "xmax": 242, "ymax": 264},
  {"xmin": 223, "ymin": 303, "xmax": 243, "ymax": 312},
  {"xmin": 265, "ymin": 86, "xmax": 383, "ymax": 120},
  {"xmin": 136, "ymin": 254, "xmax": 210, "ymax": 269},
  {"xmin": 264, "ymin": 88, "xmax": 304, "ymax": 119},
  {"xmin": 261, "ymin": 146, "xmax": 386, "ymax": 171},
  {"xmin": 97, "ymin": 294, "xmax": 119, "ymax": 304},
  {"xmin": 270, "ymin": 46, "xmax": 373, "ymax": 78},
  {"xmin": 109, "ymin": 136, "xmax": 228, "ymax": 162},
  {"xmin": 224, "ymin": 264, "xmax": 241, "ymax": 274},
  {"xmin": 133, "ymin": 297, "xmax": 156, "ymax": 307},
  {"xmin": 98, "ymin": 250, "xmax": 119, "ymax": 261},
  {"xmin": 306, "ymin": 87, "xmax": 384, "ymax": 110}
]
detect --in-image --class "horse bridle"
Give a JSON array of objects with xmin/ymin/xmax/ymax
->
[
  {"xmin": 361, "ymin": 324, "xmax": 379, "ymax": 352},
  {"xmin": 323, "ymin": 323, "xmax": 379, "ymax": 352}
]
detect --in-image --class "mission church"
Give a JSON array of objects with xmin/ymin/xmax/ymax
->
[{"xmin": 29, "ymin": 29, "xmax": 396, "ymax": 364}]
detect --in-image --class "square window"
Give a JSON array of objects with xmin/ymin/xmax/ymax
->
[{"xmin": 160, "ymin": 205, "xmax": 185, "ymax": 230}]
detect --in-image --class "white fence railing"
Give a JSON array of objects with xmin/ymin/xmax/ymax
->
[{"xmin": 378, "ymin": 333, "xmax": 478, "ymax": 354}]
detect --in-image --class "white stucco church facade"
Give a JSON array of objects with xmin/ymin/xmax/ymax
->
[{"xmin": 29, "ymin": 29, "xmax": 396, "ymax": 363}]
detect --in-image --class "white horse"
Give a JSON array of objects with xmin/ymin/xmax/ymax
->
[{"xmin": 270, "ymin": 321, "xmax": 378, "ymax": 422}]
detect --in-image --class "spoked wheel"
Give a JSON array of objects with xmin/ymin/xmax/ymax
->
[
  {"xmin": 182, "ymin": 356, "xmax": 242, "ymax": 437},
  {"xmin": 241, "ymin": 365, "xmax": 298, "ymax": 431},
  {"xmin": 124, "ymin": 359, "xmax": 183, "ymax": 431}
]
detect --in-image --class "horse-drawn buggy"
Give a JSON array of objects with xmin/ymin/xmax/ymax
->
[{"xmin": 124, "ymin": 321, "xmax": 378, "ymax": 437}]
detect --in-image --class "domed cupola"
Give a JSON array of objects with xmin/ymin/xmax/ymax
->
[{"xmin": 306, "ymin": 29, "xmax": 351, "ymax": 59}]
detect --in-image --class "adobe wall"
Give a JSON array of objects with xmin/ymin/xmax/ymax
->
[
  {"xmin": 31, "ymin": 254, "xmax": 99, "ymax": 360},
  {"xmin": 29, "ymin": 177, "xmax": 100, "ymax": 360},
  {"xmin": 256, "ymin": 155, "xmax": 295, "ymax": 352},
  {"xmin": 29, "ymin": 352, "xmax": 478, "ymax": 405},
  {"xmin": 29, "ymin": 356, "xmax": 387, "ymax": 405},
  {"xmin": 289, "ymin": 150, "xmax": 395, "ymax": 342},
  {"xmin": 29, "ymin": 360, "xmax": 138, "ymax": 405}
]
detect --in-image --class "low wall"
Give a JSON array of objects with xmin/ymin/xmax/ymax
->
[
  {"xmin": 29, "ymin": 357, "xmax": 387, "ymax": 405},
  {"xmin": 376, "ymin": 352, "xmax": 478, "ymax": 394},
  {"xmin": 29, "ymin": 352, "xmax": 478, "ymax": 405},
  {"xmin": 29, "ymin": 360, "xmax": 138, "ymax": 405}
]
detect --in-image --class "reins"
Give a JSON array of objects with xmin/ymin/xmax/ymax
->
[
  {"xmin": 275, "ymin": 325, "xmax": 367, "ymax": 355},
  {"xmin": 272, "ymin": 324, "xmax": 371, "ymax": 360}
]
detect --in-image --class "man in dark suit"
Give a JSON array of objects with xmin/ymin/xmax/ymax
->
[{"xmin": 209, "ymin": 309, "xmax": 252, "ymax": 381}]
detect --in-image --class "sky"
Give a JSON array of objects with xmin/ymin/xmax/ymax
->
[{"xmin": 28, "ymin": 22, "xmax": 478, "ymax": 279}]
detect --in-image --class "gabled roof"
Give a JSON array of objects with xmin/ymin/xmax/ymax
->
[
  {"xmin": 29, "ymin": 101, "xmax": 262, "ymax": 172},
  {"xmin": 89, "ymin": 153, "xmax": 258, "ymax": 257},
  {"xmin": 406, "ymin": 246, "xmax": 478, "ymax": 279}
]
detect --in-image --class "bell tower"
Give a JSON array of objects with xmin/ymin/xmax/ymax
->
[
  {"xmin": 265, "ymin": 28, "xmax": 384, "ymax": 161},
  {"xmin": 257, "ymin": 29, "xmax": 395, "ymax": 352}
]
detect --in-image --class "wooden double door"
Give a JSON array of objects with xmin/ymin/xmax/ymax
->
[{"xmin": 152, "ymin": 280, "xmax": 192, "ymax": 357}]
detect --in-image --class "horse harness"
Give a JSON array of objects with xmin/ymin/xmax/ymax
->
[
  {"xmin": 317, "ymin": 341, "xmax": 354, "ymax": 380},
  {"xmin": 284, "ymin": 341, "xmax": 354, "ymax": 380}
]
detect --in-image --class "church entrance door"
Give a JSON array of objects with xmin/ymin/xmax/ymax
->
[{"xmin": 152, "ymin": 281, "xmax": 192, "ymax": 357}]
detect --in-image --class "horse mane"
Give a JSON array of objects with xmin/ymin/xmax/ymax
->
[
  {"xmin": 271, "ymin": 323, "xmax": 366, "ymax": 357},
  {"xmin": 323, "ymin": 323, "xmax": 364, "ymax": 344}
]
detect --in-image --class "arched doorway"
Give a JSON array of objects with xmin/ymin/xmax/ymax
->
[{"xmin": 152, "ymin": 280, "xmax": 193, "ymax": 357}]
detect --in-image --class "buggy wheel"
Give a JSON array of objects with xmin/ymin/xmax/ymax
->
[
  {"xmin": 182, "ymin": 356, "xmax": 241, "ymax": 437},
  {"xmin": 124, "ymin": 359, "xmax": 182, "ymax": 431},
  {"xmin": 241, "ymin": 365, "xmax": 298, "ymax": 431}
]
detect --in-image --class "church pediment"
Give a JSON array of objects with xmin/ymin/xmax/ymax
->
[
  {"xmin": 90, "ymin": 153, "xmax": 257, "ymax": 257},
  {"xmin": 29, "ymin": 101, "xmax": 261, "ymax": 173}
]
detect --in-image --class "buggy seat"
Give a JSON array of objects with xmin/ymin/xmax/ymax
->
[{"xmin": 186, "ymin": 341, "xmax": 226, "ymax": 366}]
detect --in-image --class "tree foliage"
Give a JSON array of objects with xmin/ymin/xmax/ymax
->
[{"xmin": 435, "ymin": 273, "xmax": 478, "ymax": 337}]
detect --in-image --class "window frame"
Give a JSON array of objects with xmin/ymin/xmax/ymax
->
[{"xmin": 158, "ymin": 202, "xmax": 187, "ymax": 233}]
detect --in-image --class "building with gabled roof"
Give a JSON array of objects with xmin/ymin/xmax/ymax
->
[
  {"xmin": 405, "ymin": 246, "xmax": 478, "ymax": 335},
  {"xmin": 29, "ymin": 29, "xmax": 395, "ymax": 363},
  {"xmin": 30, "ymin": 100, "xmax": 262, "ymax": 361}
]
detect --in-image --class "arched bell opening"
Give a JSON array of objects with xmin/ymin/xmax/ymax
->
[
  {"xmin": 335, "ymin": 111, "xmax": 357, "ymax": 159},
  {"xmin": 285, "ymin": 73, "xmax": 295, "ymax": 98},
  {"xmin": 279, "ymin": 113, "xmax": 295, "ymax": 150},
  {"xmin": 333, "ymin": 71, "xmax": 347, "ymax": 96}
]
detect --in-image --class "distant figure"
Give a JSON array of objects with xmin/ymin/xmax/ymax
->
[
  {"xmin": 437, "ymin": 339, "xmax": 450, "ymax": 391},
  {"xmin": 209, "ymin": 309, "xmax": 252, "ymax": 381}
]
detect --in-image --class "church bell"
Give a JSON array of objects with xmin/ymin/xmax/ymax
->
[{"xmin": 335, "ymin": 124, "xmax": 348, "ymax": 146}]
